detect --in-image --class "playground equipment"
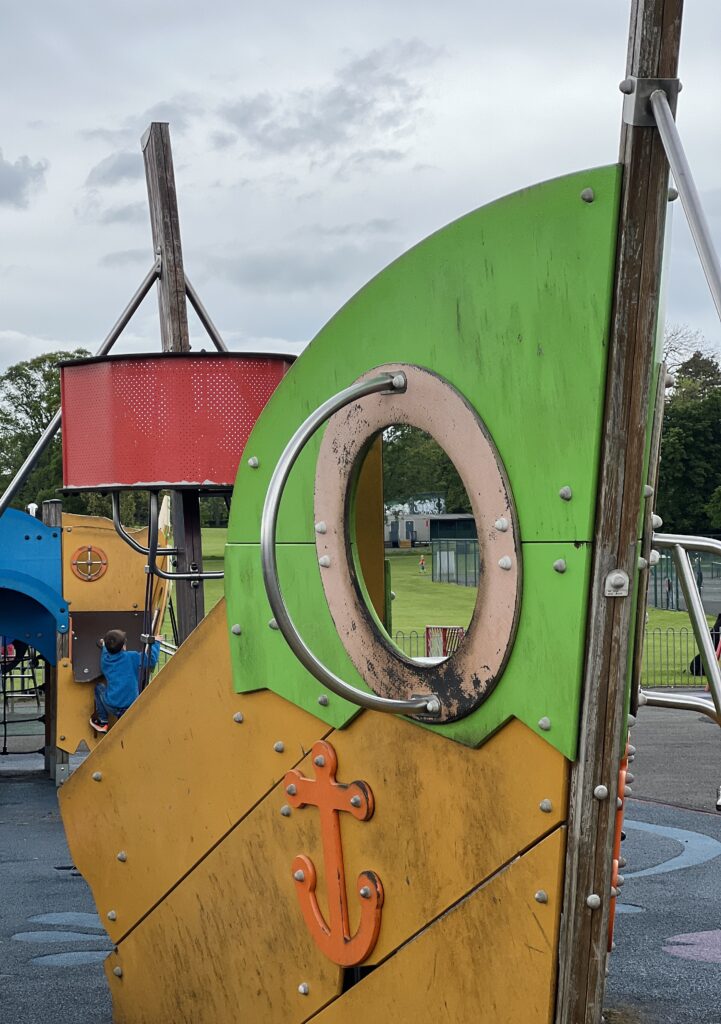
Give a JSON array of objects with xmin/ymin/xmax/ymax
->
[{"xmin": 42, "ymin": 0, "xmax": 721, "ymax": 1019}]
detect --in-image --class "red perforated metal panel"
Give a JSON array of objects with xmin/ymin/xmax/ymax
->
[{"xmin": 61, "ymin": 354, "xmax": 291, "ymax": 489}]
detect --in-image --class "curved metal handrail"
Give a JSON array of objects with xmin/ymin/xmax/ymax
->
[
  {"xmin": 111, "ymin": 493, "xmax": 179, "ymax": 557},
  {"xmin": 147, "ymin": 492, "xmax": 224, "ymax": 581},
  {"xmin": 260, "ymin": 370, "xmax": 441, "ymax": 718},
  {"xmin": 647, "ymin": 532, "xmax": 721, "ymax": 721}
]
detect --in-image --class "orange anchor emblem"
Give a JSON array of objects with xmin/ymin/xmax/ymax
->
[{"xmin": 283, "ymin": 739, "xmax": 384, "ymax": 966}]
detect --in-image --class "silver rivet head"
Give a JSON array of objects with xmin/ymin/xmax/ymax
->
[
  {"xmin": 107, "ymin": 910, "xmax": 117, "ymax": 921},
  {"xmin": 286, "ymin": 783, "xmax": 297, "ymax": 795},
  {"xmin": 359, "ymin": 886, "xmax": 371, "ymax": 899},
  {"xmin": 247, "ymin": 456, "xmax": 259, "ymax": 468},
  {"xmin": 391, "ymin": 373, "xmax": 406, "ymax": 390},
  {"xmin": 314, "ymin": 754, "xmax": 325, "ymax": 767},
  {"xmin": 538, "ymin": 716, "xmax": 551, "ymax": 732},
  {"xmin": 534, "ymin": 890, "xmax": 548, "ymax": 904},
  {"xmin": 616, "ymin": 797, "xmax": 623, "ymax": 809},
  {"xmin": 92, "ymin": 771, "xmax": 103, "ymax": 782},
  {"xmin": 668, "ymin": 186, "xmax": 679, "ymax": 202},
  {"xmin": 619, "ymin": 77, "xmax": 635, "ymax": 94},
  {"xmin": 616, "ymin": 874, "xmax": 625, "ymax": 887},
  {"xmin": 626, "ymin": 772, "xmax": 635, "ymax": 783},
  {"xmin": 624, "ymin": 785, "xmax": 633, "ymax": 796},
  {"xmin": 425, "ymin": 697, "xmax": 441, "ymax": 715},
  {"xmin": 268, "ymin": 618, "xmax": 279, "ymax": 630},
  {"xmin": 298, "ymin": 983, "xmax": 309, "ymax": 995},
  {"xmin": 618, "ymin": 856, "xmax": 627, "ymax": 868},
  {"xmin": 580, "ymin": 187, "xmax": 595, "ymax": 203},
  {"xmin": 643, "ymin": 484, "xmax": 654, "ymax": 498},
  {"xmin": 117, "ymin": 851, "xmax": 127, "ymax": 863},
  {"xmin": 651, "ymin": 513, "xmax": 663, "ymax": 529},
  {"xmin": 231, "ymin": 623, "xmax": 242, "ymax": 636},
  {"xmin": 594, "ymin": 785, "xmax": 609, "ymax": 801},
  {"xmin": 494, "ymin": 517, "xmax": 509, "ymax": 532},
  {"xmin": 627, "ymin": 714, "xmax": 637, "ymax": 727},
  {"xmin": 113, "ymin": 966, "xmax": 123, "ymax": 978},
  {"xmin": 559, "ymin": 486, "xmax": 573, "ymax": 501},
  {"xmin": 539, "ymin": 799, "xmax": 553, "ymax": 813},
  {"xmin": 627, "ymin": 744, "xmax": 636, "ymax": 756},
  {"xmin": 318, "ymin": 555, "xmax": 331, "ymax": 568},
  {"xmin": 350, "ymin": 795, "xmax": 362, "ymax": 808},
  {"xmin": 649, "ymin": 549, "xmax": 660, "ymax": 566},
  {"xmin": 293, "ymin": 869, "xmax": 305, "ymax": 882},
  {"xmin": 665, "ymin": 372, "xmax": 675, "ymax": 389},
  {"xmin": 233, "ymin": 711, "xmax": 244, "ymax": 724},
  {"xmin": 638, "ymin": 556, "xmax": 648, "ymax": 570},
  {"xmin": 586, "ymin": 894, "xmax": 601, "ymax": 910},
  {"xmin": 314, "ymin": 521, "xmax": 327, "ymax": 534},
  {"xmin": 498, "ymin": 555, "xmax": 512, "ymax": 571},
  {"xmin": 553, "ymin": 559, "xmax": 567, "ymax": 574},
  {"xmin": 280, "ymin": 805, "xmax": 292, "ymax": 817},
  {"xmin": 274, "ymin": 741, "xmax": 285, "ymax": 753},
  {"xmin": 317, "ymin": 694, "xmax": 329, "ymax": 706}
]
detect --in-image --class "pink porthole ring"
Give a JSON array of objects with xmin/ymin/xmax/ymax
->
[{"xmin": 314, "ymin": 364, "xmax": 522, "ymax": 723}]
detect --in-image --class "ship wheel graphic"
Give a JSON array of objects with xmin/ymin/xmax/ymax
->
[{"xmin": 70, "ymin": 545, "xmax": 108, "ymax": 582}]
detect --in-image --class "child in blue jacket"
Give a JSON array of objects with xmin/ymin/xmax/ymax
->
[{"xmin": 90, "ymin": 628, "xmax": 160, "ymax": 734}]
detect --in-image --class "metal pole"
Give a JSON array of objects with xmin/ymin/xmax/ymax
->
[
  {"xmin": 185, "ymin": 276, "xmax": 228, "ymax": 353},
  {"xmin": 672, "ymin": 544, "xmax": 721, "ymax": 717},
  {"xmin": 650, "ymin": 89, "xmax": 721, "ymax": 323},
  {"xmin": 0, "ymin": 259, "xmax": 161, "ymax": 518}
]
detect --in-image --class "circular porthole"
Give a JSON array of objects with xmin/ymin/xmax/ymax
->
[
  {"xmin": 314, "ymin": 364, "xmax": 521, "ymax": 723},
  {"xmin": 70, "ymin": 545, "xmax": 109, "ymax": 582}
]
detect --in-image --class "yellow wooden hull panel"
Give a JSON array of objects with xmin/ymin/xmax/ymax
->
[{"xmin": 59, "ymin": 599, "xmax": 330, "ymax": 944}]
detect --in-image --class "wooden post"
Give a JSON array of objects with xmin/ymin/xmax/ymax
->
[
  {"xmin": 142, "ymin": 122, "xmax": 205, "ymax": 641},
  {"xmin": 555, "ymin": 2, "xmax": 683, "ymax": 1022},
  {"xmin": 42, "ymin": 499, "xmax": 69, "ymax": 784}
]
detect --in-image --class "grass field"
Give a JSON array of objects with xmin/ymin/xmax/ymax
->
[{"xmin": 188, "ymin": 533, "xmax": 708, "ymax": 687}]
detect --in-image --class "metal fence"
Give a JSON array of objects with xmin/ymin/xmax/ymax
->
[
  {"xmin": 393, "ymin": 625, "xmax": 709, "ymax": 688},
  {"xmin": 431, "ymin": 539, "xmax": 480, "ymax": 587},
  {"xmin": 648, "ymin": 553, "xmax": 721, "ymax": 612}
]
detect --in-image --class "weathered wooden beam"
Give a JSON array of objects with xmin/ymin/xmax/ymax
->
[
  {"xmin": 142, "ymin": 122, "xmax": 204, "ymax": 641},
  {"xmin": 555, "ymin": 2, "xmax": 683, "ymax": 1022}
]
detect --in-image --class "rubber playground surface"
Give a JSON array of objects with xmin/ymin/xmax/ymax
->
[{"xmin": 1, "ymin": 700, "xmax": 721, "ymax": 1024}]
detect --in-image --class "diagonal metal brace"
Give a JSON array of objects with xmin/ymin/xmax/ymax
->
[{"xmin": 620, "ymin": 76, "xmax": 681, "ymax": 126}]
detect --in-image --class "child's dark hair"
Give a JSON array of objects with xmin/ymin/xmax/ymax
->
[{"xmin": 104, "ymin": 629, "xmax": 127, "ymax": 654}]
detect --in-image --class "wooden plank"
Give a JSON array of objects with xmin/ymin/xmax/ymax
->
[
  {"xmin": 142, "ymin": 121, "xmax": 203, "ymax": 640},
  {"xmin": 310, "ymin": 828, "xmax": 566, "ymax": 1024},
  {"xmin": 555, "ymin": 3, "xmax": 683, "ymax": 1021}
]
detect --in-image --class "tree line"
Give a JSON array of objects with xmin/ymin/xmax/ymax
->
[{"xmin": 0, "ymin": 329, "xmax": 719, "ymax": 535}]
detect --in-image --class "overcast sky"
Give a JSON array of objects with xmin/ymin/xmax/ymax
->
[{"xmin": 1, "ymin": 1, "xmax": 720, "ymax": 372}]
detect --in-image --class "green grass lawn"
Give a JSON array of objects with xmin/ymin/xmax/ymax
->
[{"xmin": 387, "ymin": 549, "xmax": 476, "ymax": 638}]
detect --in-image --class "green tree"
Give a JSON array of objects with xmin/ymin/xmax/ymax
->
[
  {"xmin": 0, "ymin": 349, "xmax": 90, "ymax": 512},
  {"xmin": 381, "ymin": 426, "xmax": 470, "ymax": 514}
]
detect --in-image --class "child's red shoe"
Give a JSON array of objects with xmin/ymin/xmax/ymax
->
[{"xmin": 89, "ymin": 714, "xmax": 108, "ymax": 734}]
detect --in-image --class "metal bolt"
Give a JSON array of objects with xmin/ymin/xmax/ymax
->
[
  {"xmin": 619, "ymin": 78, "xmax": 635, "ymax": 94},
  {"xmin": 651, "ymin": 513, "xmax": 663, "ymax": 529},
  {"xmin": 92, "ymin": 771, "xmax": 102, "ymax": 782},
  {"xmin": 293, "ymin": 869, "xmax": 305, "ymax": 882},
  {"xmin": 559, "ymin": 486, "xmax": 573, "ymax": 501},
  {"xmin": 314, "ymin": 521, "xmax": 327, "ymax": 535},
  {"xmin": 609, "ymin": 572, "xmax": 626, "ymax": 591},
  {"xmin": 318, "ymin": 555, "xmax": 331, "ymax": 568},
  {"xmin": 649, "ymin": 550, "xmax": 660, "ymax": 568},
  {"xmin": 586, "ymin": 894, "xmax": 601, "ymax": 910},
  {"xmin": 624, "ymin": 785, "xmax": 633, "ymax": 796},
  {"xmin": 113, "ymin": 966, "xmax": 123, "ymax": 978},
  {"xmin": 616, "ymin": 875, "xmax": 625, "ymax": 887},
  {"xmin": 286, "ymin": 783, "xmax": 297, "ymax": 796},
  {"xmin": 593, "ymin": 785, "xmax": 609, "ymax": 801},
  {"xmin": 280, "ymin": 805, "xmax": 292, "ymax": 817},
  {"xmin": 274, "ymin": 741, "xmax": 285, "ymax": 753},
  {"xmin": 391, "ymin": 373, "xmax": 406, "ymax": 390},
  {"xmin": 233, "ymin": 712, "xmax": 244, "ymax": 724},
  {"xmin": 618, "ymin": 856, "xmax": 627, "ymax": 868},
  {"xmin": 626, "ymin": 772, "xmax": 635, "ymax": 784},
  {"xmin": 627, "ymin": 713, "xmax": 637, "ymax": 727},
  {"xmin": 314, "ymin": 754, "xmax": 325, "ymax": 767},
  {"xmin": 665, "ymin": 372, "xmax": 675, "ymax": 389},
  {"xmin": 298, "ymin": 983, "xmax": 309, "ymax": 996},
  {"xmin": 643, "ymin": 484, "xmax": 654, "ymax": 498},
  {"xmin": 83, "ymin": 668, "xmax": 89, "ymax": 675},
  {"xmin": 59, "ymin": 734, "xmax": 66, "ymax": 741},
  {"xmin": 498, "ymin": 555, "xmax": 512, "ymax": 571},
  {"xmin": 580, "ymin": 188, "xmax": 595, "ymax": 203},
  {"xmin": 268, "ymin": 618, "xmax": 279, "ymax": 630},
  {"xmin": 117, "ymin": 851, "xmax": 127, "ymax": 863},
  {"xmin": 638, "ymin": 556, "xmax": 648, "ymax": 570},
  {"xmin": 350, "ymin": 795, "xmax": 362, "ymax": 808},
  {"xmin": 231, "ymin": 624, "xmax": 242, "ymax": 636},
  {"xmin": 627, "ymin": 744, "xmax": 636, "ymax": 756},
  {"xmin": 247, "ymin": 456, "xmax": 259, "ymax": 468},
  {"xmin": 553, "ymin": 559, "xmax": 567, "ymax": 574},
  {"xmin": 534, "ymin": 890, "xmax": 548, "ymax": 904},
  {"xmin": 317, "ymin": 694, "xmax": 329, "ymax": 707},
  {"xmin": 426, "ymin": 697, "xmax": 441, "ymax": 715},
  {"xmin": 494, "ymin": 517, "xmax": 509, "ymax": 532},
  {"xmin": 611, "ymin": 886, "xmax": 620, "ymax": 898},
  {"xmin": 668, "ymin": 186, "xmax": 679, "ymax": 202},
  {"xmin": 538, "ymin": 716, "xmax": 551, "ymax": 732},
  {"xmin": 107, "ymin": 910, "xmax": 117, "ymax": 921},
  {"xmin": 539, "ymin": 799, "xmax": 553, "ymax": 813},
  {"xmin": 616, "ymin": 797, "xmax": 623, "ymax": 809},
  {"xmin": 359, "ymin": 886, "xmax": 371, "ymax": 899}
]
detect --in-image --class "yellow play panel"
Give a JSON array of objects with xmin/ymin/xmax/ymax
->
[
  {"xmin": 59, "ymin": 600, "xmax": 331, "ymax": 944},
  {"xmin": 311, "ymin": 827, "xmax": 566, "ymax": 1023}
]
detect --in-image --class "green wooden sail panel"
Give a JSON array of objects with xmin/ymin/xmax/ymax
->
[{"xmin": 225, "ymin": 164, "xmax": 622, "ymax": 759}]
